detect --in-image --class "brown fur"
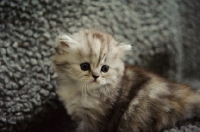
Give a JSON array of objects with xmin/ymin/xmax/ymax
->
[
  {"xmin": 52, "ymin": 29, "xmax": 200, "ymax": 132},
  {"xmin": 110, "ymin": 65, "xmax": 200, "ymax": 132}
]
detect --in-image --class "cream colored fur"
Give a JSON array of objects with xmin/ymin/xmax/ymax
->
[{"xmin": 53, "ymin": 29, "xmax": 131, "ymax": 131}]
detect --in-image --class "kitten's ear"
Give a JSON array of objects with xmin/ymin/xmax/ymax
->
[
  {"xmin": 117, "ymin": 43, "xmax": 132, "ymax": 58},
  {"xmin": 118, "ymin": 43, "xmax": 132, "ymax": 51},
  {"xmin": 55, "ymin": 34, "xmax": 77, "ymax": 54}
]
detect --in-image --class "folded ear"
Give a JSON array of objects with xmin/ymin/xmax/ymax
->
[
  {"xmin": 117, "ymin": 43, "xmax": 132, "ymax": 58},
  {"xmin": 54, "ymin": 34, "xmax": 77, "ymax": 54},
  {"xmin": 118, "ymin": 43, "xmax": 132, "ymax": 51}
]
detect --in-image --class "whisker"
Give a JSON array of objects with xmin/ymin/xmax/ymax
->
[
  {"xmin": 84, "ymin": 83, "xmax": 86, "ymax": 96},
  {"xmin": 81, "ymin": 83, "xmax": 84, "ymax": 96},
  {"xmin": 86, "ymin": 83, "xmax": 89, "ymax": 94},
  {"xmin": 103, "ymin": 85, "xmax": 109, "ymax": 97},
  {"xmin": 82, "ymin": 83, "xmax": 84, "ymax": 95}
]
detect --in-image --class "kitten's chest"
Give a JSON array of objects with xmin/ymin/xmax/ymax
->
[
  {"xmin": 70, "ymin": 94, "xmax": 100, "ymax": 108},
  {"xmin": 64, "ymin": 91, "xmax": 103, "ymax": 116}
]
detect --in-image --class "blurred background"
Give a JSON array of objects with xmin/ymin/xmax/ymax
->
[{"xmin": 0, "ymin": 0, "xmax": 200, "ymax": 132}]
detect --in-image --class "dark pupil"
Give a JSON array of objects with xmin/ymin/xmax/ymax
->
[
  {"xmin": 101, "ymin": 65, "xmax": 109, "ymax": 73},
  {"xmin": 80, "ymin": 63, "xmax": 90, "ymax": 71}
]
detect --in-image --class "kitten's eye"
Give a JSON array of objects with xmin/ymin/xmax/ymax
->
[
  {"xmin": 101, "ymin": 65, "xmax": 109, "ymax": 73},
  {"xmin": 80, "ymin": 63, "xmax": 90, "ymax": 71}
]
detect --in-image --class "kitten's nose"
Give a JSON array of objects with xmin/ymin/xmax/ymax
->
[{"xmin": 92, "ymin": 75, "xmax": 99, "ymax": 80}]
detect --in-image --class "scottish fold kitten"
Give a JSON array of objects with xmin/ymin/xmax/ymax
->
[{"xmin": 52, "ymin": 29, "xmax": 200, "ymax": 132}]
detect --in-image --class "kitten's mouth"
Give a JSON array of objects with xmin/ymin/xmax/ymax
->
[
  {"xmin": 91, "ymin": 80, "xmax": 97, "ymax": 83},
  {"xmin": 90, "ymin": 80, "xmax": 99, "ymax": 84}
]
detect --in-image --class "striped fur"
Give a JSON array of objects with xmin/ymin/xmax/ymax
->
[{"xmin": 52, "ymin": 30, "xmax": 200, "ymax": 132}]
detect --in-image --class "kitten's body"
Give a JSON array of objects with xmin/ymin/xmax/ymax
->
[{"xmin": 52, "ymin": 29, "xmax": 200, "ymax": 132}]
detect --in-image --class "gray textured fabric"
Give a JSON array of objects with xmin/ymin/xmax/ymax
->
[{"xmin": 0, "ymin": 0, "xmax": 200, "ymax": 132}]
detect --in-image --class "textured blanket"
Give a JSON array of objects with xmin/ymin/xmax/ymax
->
[{"xmin": 0, "ymin": 0, "xmax": 200, "ymax": 131}]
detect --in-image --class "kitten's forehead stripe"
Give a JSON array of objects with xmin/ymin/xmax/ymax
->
[
  {"xmin": 84, "ymin": 32, "xmax": 93, "ymax": 62},
  {"xmin": 92, "ymin": 32, "xmax": 105, "ymax": 44},
  {"xmin": 83, "ymin": 30, "xmax": 112, "ymax": 67},
  {"xmin": 97, "ymin": 55, "xmax": 102, "ymax": 67}
]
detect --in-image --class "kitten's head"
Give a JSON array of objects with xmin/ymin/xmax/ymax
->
[{"xmin": 53, "ymin": 29, "xmax": 131, "ymax": 90}]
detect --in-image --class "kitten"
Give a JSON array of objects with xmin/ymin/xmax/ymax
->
[{"xmin": 52, "ymin": 29, "xmax": 200, "ymax": 132}]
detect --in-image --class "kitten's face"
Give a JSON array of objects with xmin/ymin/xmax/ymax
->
[{"xmin": 53, "ymin": 30, "xmax": 131, "ymax": 89}]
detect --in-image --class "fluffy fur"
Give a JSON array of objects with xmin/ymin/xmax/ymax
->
[{"xmin": 52, "ymin": 29, "xmax": 200, "ymax": 132}]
